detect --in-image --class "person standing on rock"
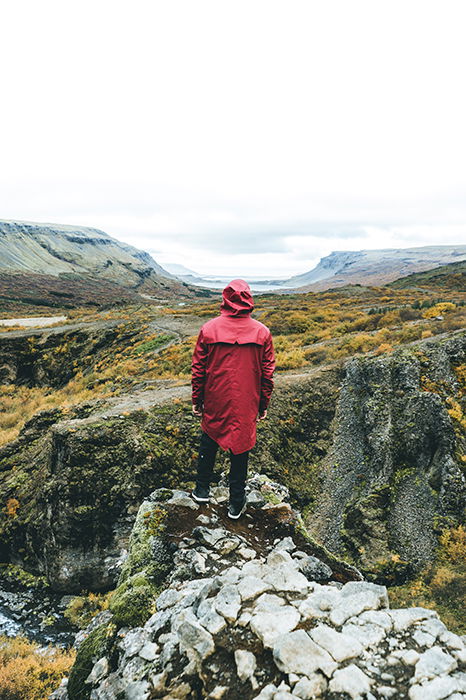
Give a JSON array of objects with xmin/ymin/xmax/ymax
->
[{"xmin": 191, "ymin": 279, "xmax": 275, "ymax": 518}]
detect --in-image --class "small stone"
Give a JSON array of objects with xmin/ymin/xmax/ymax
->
[
  {"xmin": 246, "ymin": 489, "xmax": 266, "ymax": 508},
  {"xmin": 330, "ymin": 582, "xmax": 388, "ymax": 626},
  {"xmin": 263, "ymin": 564, "xmax": 310, "ymax": 594},
  {"xmin": 124, "ymin": 680, "xmax": 151, "ymax": 700},
  {"xmin": 439, "ymin": 630, "xmax": 464, "ymax": 650},
  {"xmin": 309, "ymin": 624, "xmax": 363, "ymax": 662},
  {"xmin": 252, "ymin": 684, "xmax": 278, "ymax": 699},
  {"xmin": 250, "ymin": 606, "xmax": 301, "ymax": 648},
  {"xmin": 177, "ymin": 619, "xmax": 215, "ymax": 660},
  {"xmin": 199, "ymin": 608, "xmax": 226, "ymax": 635},
  {"xmin": 298, "ymin": 586, "xmax": 342, "ymax": 620},
  {"xmin": 399, "ymin": 649, "xmax": 420, "ymax": 666},
  {"xmin": 148, "ymin": 670, "xmax": 167, "ymax": 694},
  {"xmin": 378, "ymin": 688, "xmax": 397, "ymax": 699},
  {"xmin": 298, "ymin": 556, "xmax": 332, "ymax": 582},
  {"xmin": 238, "ymin": 611, "xmax": 252, "ymax": 627},
  {"xmin": 293, "ymin": 674, "xmax": 328, "ymax": 699},
  {"xmin": 85, "ymin": 657, "xmax": 109, "ymax": 684},
  {"xmin": 238, "ymin": 547, "xmax": 256, "ymax": 560},
  {"xmin": 166, "ymin": 493, "xmax": 199, "ymax": 510},
  {"xmin": 389, "ymin": 608, "xmax": 438, "ymax": 633},
  {"xmin": 234, "ymin": 649, "xmax": 257, "ymax": 682},
  {"xmin": 214, "ymin": 584, "xmax": 241, "ymax": 622},
  {"xmin": 267, "ymin": 550, "xmax": 294, "ymax": 566},
  {"xmin": 156, "ymin": 588, "xmax": 183, "ymax": 610},
  {"xmin": 237, "ymin": 576, "xmax": 271, "ymax": 602},
  {"xmin": 118, "ymin": 629, "xmax": 145, "ymax": 657},
  {"xmin": 413, "ymin": 630, "xmax": 436, "ymax": 648},
  {"xmin": 196, "ymin": 514, "xmax": 211, "ymax": 525},
  {"xmin": 342, "ymin": 622, "xmax": 385, "ymax": 649},
  {"xmin": 210, "ymin": 487, "xmax": 229, "ymax": 503},
  {"xmin": 409, "ymin": 675, "xmax": 462, "ymax": 700},
  {"xmin": 138, "ymin": 642, "xmax": 159, "ymax": 661},
  {"xmin": 273, "ymin": 537, "xmax": 296, "ymax": 552},
  {"xmin": 207, "ymin": 687, "xmax": 229, "ymax": 699},
  {"xmin": 253, "ymin": 592, "xmax": 286, "ymax": 611},
  {"xmin": 414, "ymin": 646, "xmax": 457, "ymax": 681},
  {"xmin": 329, "ymin": 664, "xmax": 372, "ymax": 699},
  {"xmin": 273, "ymin": 629, "xmax": 337, "ymax": 677}
]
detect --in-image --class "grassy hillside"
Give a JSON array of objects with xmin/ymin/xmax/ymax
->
[{"xmin": 389, "ymin": 259, "xmax": 466, "ymax": 290}]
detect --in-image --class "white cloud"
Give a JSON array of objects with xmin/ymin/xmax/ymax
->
[{"xmin": 0, "ymin": 0, "xmax": 465, "ymax": 276}]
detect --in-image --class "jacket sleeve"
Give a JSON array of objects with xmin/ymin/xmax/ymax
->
[
  {"xmin": 191, "ymin": 328, "xmax": 209, "ymax": 406},
  {"xmin": 259, "ymin": 331, "xmax": 275, "ymax": 412}
]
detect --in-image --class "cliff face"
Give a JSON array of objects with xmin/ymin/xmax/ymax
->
[{"xmin": 308, "ymin": 331, "xmax": 466, "ymax": 578}]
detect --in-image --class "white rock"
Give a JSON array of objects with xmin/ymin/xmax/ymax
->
[
  {"xmin": 238, "ymin": 611, "xmax": 252, "ymax": 627},
  {"xmin": 250, "ymin": 606, "xmax": 301, "ymax": 648},
  {"xmin": 417, "ymin": 616, "xmax": 447, "ymax": 639},
  {"xmin": 409, "ymin": 675, "xmax": 463, "ymax": 700},
  {"xmin": 358, "ymin": 610, "xmax": 393, "ymax": 630},
  {"xmin": 237, "ymin": 576, "xmax": 271, "ymax": 602},
  {"xmin": 85, "ymin": 657, "xmax": 109, "ymax": 684},
  {"xmin": 267, "ymin": 550, "xmax": 295, "ymax": 566},
  {"xmin": 399, "ymin": 649, "xmax": 420, "ymax": 665},
  {"xmin": 342, "ymin": 622, "xmax": 386, "ymax": 649},
  {"xmin": 414, "ymin": 646, "xmax": 457, "ymax": 681},
  {"xmin": 177, "ymin": 619, "xmax": 215, "ymax": 660},
  {"xmin": 413, "ymin": 630, "xmax": 436, "ymax": 648},
  {"xmin": 439, "ymin": 630, "xmax": 464, "ymax": 650},
  {"xmin": 198, "ymin": 607, "xmax": 226, "ymax": 635},
  {"xmin": 124, "ymin": 680, "xmax": 151, "ymax": 700},
  {"xmin": 155, "ymin": 588, "xmax": 183, "ymax": 610},
  {"xmin": 138, "ymin": 642, "xmax": 159, "ymax": 661},
  {"xmin": 330, "ymin": 582, "xmax": 388, "ymax": 626},
  {"xmin": 272, "ymin": 629, "xmax": 338, "ymax": 677},
  {"xmin": 252, "ymin": 683, "xmax": 278, "ymax": 699},
  {"xmin": 329, "ymin": 664, "xmax": 372, "ymax": 698},
  {"xmin": 263, "ymin": 564, "xmax": 310, "ymax": 594},
  {"xmin": 214, "ymin": 584, "xmax": 242, "ymax": 622},
  {"xmin": 389, "ymin": 608, "xmax": 438, "ymax": 632},
  {"xmin": 238, "ymin": 547, "xmax": 256, "ymax": 560},
  {"xmin": 253, "ymin": 592, "xmax": 287, "ymax": 612},
  {"xmin": 309, "ymin": 624, "xmax": 363, "ymax": 662},
  {"xmin": 293, "ymin": 674, "xmax": 328, "ymax": 699},
  {"xmin": 453, "ymin": 648, "xmax": 466, "ymax": 664},
  {"xmin": 298, "ymin": 588, "xmax": 341, "ymax": 620},
  {"xmin": 273, "ymin": 537, "xmax": 296, "ymax": 552},
  {"xmin": 234, "ymin": 649, "xmax": 257, "ymax": 682}
]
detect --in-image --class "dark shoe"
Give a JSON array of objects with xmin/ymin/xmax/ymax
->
[
  {"xmin": 192, "ymin": 483, "xmax": 210, "ymax": 503},
  {"xmin": 228, "ymin": 498, "xmax": 246, "ymax": 519}
]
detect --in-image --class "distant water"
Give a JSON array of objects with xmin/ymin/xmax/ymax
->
[
  {"xmin": 0, "ymin": 316, "xmax": 67, "ymax": 327},
  {"xmin": 196, "ymin": 277, "xmax": 290, "ymax": 292}
]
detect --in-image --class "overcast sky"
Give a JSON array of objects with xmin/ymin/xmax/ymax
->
[{"xmin": 1, "ymin": 1, "xmax": 465, "ymax": 277}]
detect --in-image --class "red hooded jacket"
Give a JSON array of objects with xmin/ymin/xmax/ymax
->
[{"xmin": 191, "ymin": 279, "xmax": 275, "ymax": 454}]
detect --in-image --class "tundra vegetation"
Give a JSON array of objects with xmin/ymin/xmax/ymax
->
[{"xmin": 0, "ymin": 272, "xmax": 464, "ymax": 698}]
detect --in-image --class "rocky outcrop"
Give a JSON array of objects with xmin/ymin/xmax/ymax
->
[
  {"xmin": 0, "ymin": 367, "xmax": 340, "ymax": 591},
  {"xmin": 0, "ymin": 320, "xmax": 125, "ymax": 386},
  {"xmin": 53, "ymin": 482, "xmax": 466, "ymax": 700},
  {"xmin": 308, "ymin": 331, "xmax": 466, "ymax": 578}
]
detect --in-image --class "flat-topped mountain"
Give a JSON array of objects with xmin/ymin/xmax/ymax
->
[
  {"xmin": 0, "ymin": 219, "xmax": 172, "ymax": 283},
  {"xmin": 0, "ymin": 220, "xmax": 213, "ymax": 309},
  {"xmin": 266, "ymin": 245, "xmax": 466, "ymax": 291}
]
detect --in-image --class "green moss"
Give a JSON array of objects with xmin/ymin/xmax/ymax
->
[
  {"xmin": 0, "ymin": 563, "xmax": 48, "ymax": 589},
  {"xmin": 67, "ymin": 620, "xmax": 117, "ymax": 700},
  {"xmin": 108, "ymin": 572, "xmax": 160, "ymax": 628}
]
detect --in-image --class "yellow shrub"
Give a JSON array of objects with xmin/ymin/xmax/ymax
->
[
  {"xmin": 0, "ymin": 634, "xmax": 75, "ymax": 700},
  {"xmin": 422, "ymin": 302, "xmax": 456, "ymax": 319}
]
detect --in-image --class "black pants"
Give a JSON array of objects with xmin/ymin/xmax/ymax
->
[{"xmin": 196, "ymin": 431, "xmax": 249, "ymax": 506}]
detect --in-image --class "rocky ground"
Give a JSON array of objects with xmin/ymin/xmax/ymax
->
[{"xmin": 52, "ymin": 477, "xmax": 466, "ymax": 700}]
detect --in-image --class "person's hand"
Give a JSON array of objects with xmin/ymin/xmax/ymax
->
[
  {"xmin": 192, "ymin": 404, "xmax": 203, "ymax": 417},
  {"xmin": 257, "ymin": 409, "xmax": 267, "ymax": 421}
]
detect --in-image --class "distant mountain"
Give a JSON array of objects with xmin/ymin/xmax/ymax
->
[
  {"xmin": 162, "ymin": 262, "xmax": 201, "ymax": 278},
  {"xmin": 275, "ymin": 245, "xmax": 466, "ymax": 291},
  {"xmin": 389, "ymin": 258, "xmax": 466, "ymax": 290},
  {"xmin": 0, "ymin": 220, "xmax": 212, "ymax": 310}
]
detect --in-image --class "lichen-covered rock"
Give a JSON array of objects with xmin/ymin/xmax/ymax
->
[{"xmin": 309, "ymin": 331, "xmax": 466, "ymax": 577}]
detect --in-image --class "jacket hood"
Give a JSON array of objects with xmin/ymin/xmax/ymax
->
[{"xmin": 220, "ymin": 279, "xmax": 254, "ymax": 316}]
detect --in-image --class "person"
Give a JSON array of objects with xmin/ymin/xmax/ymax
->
[{"xmin": 191, "ymin": 278, "xmax": 275, "ymax": 518}]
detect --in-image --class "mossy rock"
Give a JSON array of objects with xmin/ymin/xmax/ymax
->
[
  {"xmin": 108, "ymin": 572, "xmax": 160, "ymax": 628},
  {"xmin": 67, "ymin": 620, "xmax": 117, "ymax": 700}
]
